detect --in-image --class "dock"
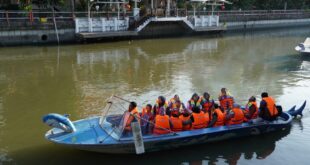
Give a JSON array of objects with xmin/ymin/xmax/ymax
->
[{"xmin": 77, "ymin": 31, "xmax": 138, "ymax": 40}]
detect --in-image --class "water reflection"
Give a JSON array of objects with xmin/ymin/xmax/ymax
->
[{"xmin": 73, "ymin": 34, "xmax": 310, "ymax": 112}]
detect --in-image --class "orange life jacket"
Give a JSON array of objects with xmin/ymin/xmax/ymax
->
[
  {"xmin": 170, "ymin": 116, "xmax": 183, "ymax": 132},
  {"xmin": 188, "ymin": 98, "xmax": 202, "ymax": 110},
  {"xmin": 204, "ymin": 112, "xmax": 210, "ymax": 127},
  {"xmin": 169, "ymin": 98, "xmax": 183, "ymax": 109},
  {"xmin": 124, "ymin": 107, "xmax": 140, "ymax": 131},
  {"xmin": 141, "ymin": 107, "xmax": 147, "ymax": 116},
  {"xmin": 214, "ymin": 108, "xmax": 225, "ymax": 127},
  {"xmin": 228, "ymin": 108, "xmax": 244, "ymax": 125},
  {"xmin": 179, "ymin": 115, "xmax": 192, "ymax": 130},
  {"xmin": 219, "ymin": 95, "xmax": 234, "ymax": 110},
  {"xmin": 153, "ymin": 115, "xmax": 171, "ymax": 135},
  {"xmin": 262, "ymin": 97, "xmax": 278, "ymax": 117},
  {"xmin": 244, "ymin": 101, "xmax": 258, "ymax": 121},
  {"xmin": 192, "ymin": 111, "xmax": 208, "ymax": 129},
  {"xmin": 201, "ymin": 97, "xmax": 214, "ymax": 113}
]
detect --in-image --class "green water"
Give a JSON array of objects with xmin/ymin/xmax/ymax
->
[{"xmin": 0, "ymin": 27, "xmax": 310, "ymax": 165}]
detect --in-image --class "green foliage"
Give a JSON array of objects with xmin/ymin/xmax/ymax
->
[{"xmin": 230, "ymin": 0, "xmax": 310, "ymax": 10}]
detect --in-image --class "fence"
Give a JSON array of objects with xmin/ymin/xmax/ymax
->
[{"xmin": 0, "ymin": 10, "xmax": 309, "ymax": 30}]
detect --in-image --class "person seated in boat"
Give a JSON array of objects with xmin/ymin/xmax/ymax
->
[
  {"xmin": 141, "ymin": 104, "xmax": 154, "ymax": 134},
  {"xmin": 168, "ymin": 99, "xmax": 186, "ymax": 117},
  {"xmin": 180, "ymin": 108, "xmax": 192, "ymax": 131},
  {"xmin": 187, "ymin": 93, "xmax": 202, "ymax": 110},
  {"xmin": 208, "ymin": 103, "xmax": 225, "ymax": 127},
  {"xmin": 218, "ymin": 88, "xmax": 234, "ymax": 111},
  {"xmin": 124, "ymin": 102, "xmax": 140, "ymax": 132},
  {"xmin": 244, "ymin": 96, "xmax": 259, "ymax": 122},
  {"xmin": 169, "ymin": 108, "xmax": 183, "ymax": 132},
  {"xmin": 153, "ymin": 107, "xmax": 172, "ymax": 135},
  {"xmin": 200, "ymin": 92, "xmax": 215, "ymax": 119},
  {"xmin": 226, "ymin": 104, "xmax": 244, "ymax": 125},
  {"xmin": 259, "ymin": 92, "xmax": 278, "ymax": 121},
  {"xmin": 168, "ymin": 94, "xmax": 186, "ymax": 112},
  {"xmin": 153, "ymin": 96, "xmax": 169, "ymax": 116},
  {"xmin": 190, "ymin": 106, "xmax": 209, "ymax": 129}
]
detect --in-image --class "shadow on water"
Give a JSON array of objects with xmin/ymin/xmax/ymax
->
[{"xmin": 9, "ymin": 128, "xmax": 291, "ymax": 165}]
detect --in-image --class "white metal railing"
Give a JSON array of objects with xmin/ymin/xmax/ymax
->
[
  {"xmin": 75, "ymin": 17, "xmax": 129, "ymax": 33},
  {"xmin": 188, "ymin": 15, "xmax": 219, "ymax": 27}
]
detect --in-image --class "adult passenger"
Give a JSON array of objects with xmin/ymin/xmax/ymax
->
[
  {"xmin": 191, "ymin": 106, "xmax": 209, "ymax": 129},
  {"xmin": 153, "ymin": 96, "xmax": 168, "ymax": 115},
  {"xmin": 200, "ymin": 92, "xmax": 215, "ymax": 118},
  {"xmin": 141, "ymin": 104, "xmax": 154, "ymax": 134},
  {"xmin": 153, "ymin": 108, "xmax": 171, "ymax": 135},
  {"xmin": 168, "ymin": 95, "xmax": 185, "ymax": 116},
  {"xmin": 169, "ymin": 108, "xmax": 183, "ymax": 132},
  {"xmin": 226, "ymin": 104, "xmax": 244, "ymax": 125},
  {"xmin": 244, "ymin": 96, "xmax": 259, "ymax": 122},
  {"xmin": 259, "ymin": 92, "xmax": 278, "ymax": 121},
  {"xmin": 179, "ymin": 109, "xmax": 192, "ymax": 131},
  {"xmin": 124, "ymin": 102, "xmax": 140, "ymax": 132},
  {"xmin": 188, "ymin": 93, "xmax": 202, "ymax": 110},
  {"xmin": 218, "ymin": 88, "xmax": 234, "ymax": 111},
  {"xmin": 208, "ymin": 103, "xmax": 225, "ymax": 127}
]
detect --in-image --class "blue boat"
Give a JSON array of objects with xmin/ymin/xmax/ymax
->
[{"xmin": 42, "ymin": 96, "xmax": 306, "ymax": 154}]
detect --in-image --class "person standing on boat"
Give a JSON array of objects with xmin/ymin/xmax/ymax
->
[
  {"xmin": 153, "ymin": 96, "xmax": 169, "ymax": 115},
  {"xmin": 244, "ymin": 96, "xmax": 259, "ymax": 122},
  {"xmin": 218, "ymin": 88, "xmax": 234, "ymax": 111},
  {"xmin": 153, "ymin": 107, "xmax": 172, "ymax": 135},
  {"xmin": 141, "ymin": 104, "xmax": 154, "ymax": 134},
  {"xmin": 187, "ymin": 93, "xmax": 202, "ymax": 110},
  {"xmin": 259, "ymin": 92, "xmax": 278, "ymax": 121},
  {"xmin": 200, "ymin": 92, "xmax": 215, "ymax": 119},
  {"xmin": 124, "ymin": 102, "xmax": 140, "ymax": 132},
  {"xmin": 226, "ymin": 104, "xmax": 244, "ymax": 125},
  {"xmin": 208, "ymin": 103, "xmax": 225, "ymax": 127}
]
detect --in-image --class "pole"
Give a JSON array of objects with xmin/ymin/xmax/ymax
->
[
  {"xmin": 117, "ymin": 2, "xmax": 120, "ymax": 19},
  {"xmin": 52, "ymin": 7, "xmax": 60, "ymax": 45},
  {"xmin": 88, "ymin": 1, "xmax": 90, "ymax": 31},
  {"xmin": 166, "ymin": 0, "xmax": 170, "ymax": 17}
]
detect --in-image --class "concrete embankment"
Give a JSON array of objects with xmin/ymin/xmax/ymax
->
[
  {"xmin": 0, "ymin": 28, "xmax": 75, "ymax": 46},
  {"xmin": 224, "ymin": 18, "xmax": 310, "ymax": 31},
  {"xmin": 0, "ymin": 17, "xmax": 310, "ymax": 46}
]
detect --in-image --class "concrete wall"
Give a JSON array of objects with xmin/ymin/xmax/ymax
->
[
  {"xmin": 0, "ymin": 18, "xmax": 310, "ymax": 46},
  {"xmin": 0, "ymin": 28, "xmax": 75, "ymax": 46},
  {"xmin": 224, "ymin": 18, "xmax": 310, "ymax": 31},
  {"xmin": 138, "ymin": 21, "xmax": 192, "ymax": 38}
]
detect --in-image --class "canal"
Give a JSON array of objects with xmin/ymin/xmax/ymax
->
[{"xmin": 0, "ymin": 27, "xmax": 310, "ymax": 165}]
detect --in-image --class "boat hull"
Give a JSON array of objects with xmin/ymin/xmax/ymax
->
[{"xmin": 45, "ymin": 113, "xmax": 292, "ymax": 154}]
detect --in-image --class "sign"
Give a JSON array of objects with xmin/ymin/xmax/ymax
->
[{"xmin": 131, "ymin": 121, "xmax": 145, "ymax": 154}]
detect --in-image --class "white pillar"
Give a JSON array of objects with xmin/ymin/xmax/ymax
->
[
  {"xmin": 117, "ymin": 3, "xmax": 120, "ymax": 20},
  {"xmin": 114, "ymin": 17, "xmax": 117, "ymax": 31},
  {"xmin": 75, "ymin": 18, "xmax": 79, "ymax": 33},
  {"xmin": 166, "ymin": 0, "xmax": 170, "ymax": 17},
  {"xmin": 133, "ymin": 0, "xmax": 140, "ymax": 19},
  {"xmin": 101, "ymin": 18, "xmax": 106, "ymax": 32},
  {"xmin": 209, "ymin": 16, "xmax": 211, "ymax": 26},
  {"xmin": 89, "ymin": 18, "xmax": 93, "ymax": 32}
]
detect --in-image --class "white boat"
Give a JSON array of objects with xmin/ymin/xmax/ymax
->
[{"xmin": 295, "ymin": 37, "xmax": 310, "ymax": 54}]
